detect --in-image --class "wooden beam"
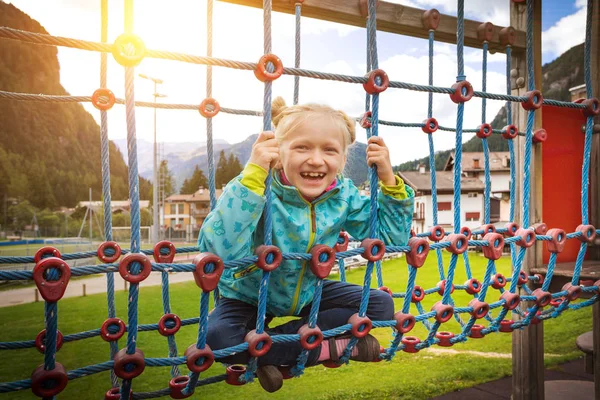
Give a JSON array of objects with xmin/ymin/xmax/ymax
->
[
  {"xmin": 218, "ymin": 0, "xmax": 526, "ymax": 53},
  {"xmin": 511, "ymin": 1, "xmax": 544, "ymax": 400},
  {"xmin": 590, "ymin": 1, "xmax": 600, "ymax": 397}
]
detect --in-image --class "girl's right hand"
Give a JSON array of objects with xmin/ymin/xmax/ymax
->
[{"xmin": 249, "ymin": 131, "xmax": 280, "ymax": 171}]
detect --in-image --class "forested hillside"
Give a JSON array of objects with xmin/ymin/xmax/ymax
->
[{"xmin": 0, "ymin": 2, "xmax": 150, "ymax": 209}]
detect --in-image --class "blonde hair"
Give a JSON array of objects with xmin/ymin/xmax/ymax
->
[{"xmin": 271, "ymin": 97, "xmax": 356, "ymax": 154}]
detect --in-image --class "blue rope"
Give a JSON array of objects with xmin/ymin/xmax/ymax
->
[
  {"xmin": 426, "ymin": 30, "xmax": 444, "ymax": 282},
  {"xmin": 3, "ymin": 0, "xmax": 600, "ymax": 396},
  {"xmin": 160, "ymin": 271, "xmax": 180, "ymax": 378},
  {"xmin": 185, "ymin": 291, "xmax": 211, "ymax": 393},
  {"xmin": 341, "ymin": 0, "xmax": 380, "ymax": 362},
  {"xmin": 482, "ymin": 41, "xmax": 488, "ymax": 123},
  {"xmin": 428, "ymin": 30, "xmax": 434, "ymax": 119},
  {"xmin": 43, "ymin": 302, "xmax": 58, "ymax": 370},
  {"xmin": 294, "ymin": 2, "xmax": 301, "ymax": 105},
  {"xmin": 453, "ymin": 0, "xmax": 465, "ymax": 234},
  {"xmin": 121, "ymin": 2, "xmax": 140, "ymax": 397},
  {"xmin": 506, "ymin": 46, "xmax": 513, "ymax": 125},
  {"xmin": 581, "ymin": 0, "xmax": 594, "ymax": 224},
  {"xmin": 206, "ymin": 0, "xmax": 217, "ymax": 212},
  {"xmin": 124, "ymin": 64, "xmax": 142, "ymax": 357},
  {"xmin": 291, "ymin": 278, "xmax": 324, "ymax": 376},
  {"xmin": 99, "ymin": 0, "xmax": 118, "ymax": 387},
  {"xmin": 339, "ymin": 258, "xmax": 347, "ymax": 282}
]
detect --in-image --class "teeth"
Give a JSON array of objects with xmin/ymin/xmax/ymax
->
[{"xmin": 301, "ymin": 172, "xmax": 325, "ymax": 178}]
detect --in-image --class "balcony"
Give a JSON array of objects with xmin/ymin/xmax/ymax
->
[
  {"xmin": 191, "ymin": 207, "xmax": 211, "ymax": 217},
  {"xmin": 413, "ymin": 212, "xmax": 425, "ymax": 221}
]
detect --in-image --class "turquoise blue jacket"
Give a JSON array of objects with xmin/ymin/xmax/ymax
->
[{"xmin": 198, "ymin": 171, "xmax": 415, "ymax": 317}]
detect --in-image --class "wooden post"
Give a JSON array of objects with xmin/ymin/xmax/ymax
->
[
  {"xmin": 34, "ymin": 288, "xmax": 39, "ymax": 303},
  {"xmin": 590, "ymin": 1, "xmax": 600, "ymax": 396},
  {"xmin": 510, "ymin": 1, "xmax": 544, "ymax": 399},
  {"xmin": 83, "ymin": 284, "xmax": 87, "ymax": 297}
]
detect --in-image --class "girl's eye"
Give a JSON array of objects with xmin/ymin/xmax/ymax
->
[
  {"xmin": 296, "ymin": 145, "xmax": 308, "ymax": 150},
  {"xmin": 326, "ymin": 148, "xmax": 339, "ymax": 153}
]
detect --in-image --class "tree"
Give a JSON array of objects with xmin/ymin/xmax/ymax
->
[
  {"xmin": 215, "ymin": 150, "xmax": 229, "ymax": 188},
  {"xmin": 227, "ymin": 153, "xmax": 243, "ymax": 182},
  {"xmin": 216, "ymin": 151, "xmax": 243, "ymax": 188},
  {"xmin": 139, "ymin": 176, "xmax": 153, "ymax": 202},
  {"xmin": 180, "ymin": 166, "xmax": 208, "ymax": 194},
  {"xmin": 159, "ymin": 160, "xmax": 175, "ymax": 197},
  {"xmin": 7, "ymin": 200, "xmax": 35, "ymax": 231}
]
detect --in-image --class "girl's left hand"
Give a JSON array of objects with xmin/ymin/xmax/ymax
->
[{"xmin": 366, "ymin": 136, "xmax": 396, "ymax": 186}]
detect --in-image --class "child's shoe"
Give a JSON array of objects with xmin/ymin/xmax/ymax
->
[
  {"xmin": 327, "ymin": 334, "xmax": 381, "ymax": 362},
  {"xmin": 257, "ymin": 365, "xmax": 283, "ymax": 393}
]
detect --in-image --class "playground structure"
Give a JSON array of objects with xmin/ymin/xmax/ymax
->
[{"xmin": 0, "ymin": 0, "xmax": 599, "ymax": 399}]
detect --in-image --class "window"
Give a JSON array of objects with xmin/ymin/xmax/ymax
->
[
  {"xmin": 170, "ymin": 204, "xmax": 176, "ymax": 214},
  {"xmin": 468, "ymin": 192, "xmax": 478, "ymax": 198},
  {"xmin": 438, "ymin": 202, "xmax": 451, "ymax": 211},
  {"xmin": 465, "ymin": 212, "xmax": 480, "ymax": 221},
  {"xmin": 178, "ymin": 204, "xmax": 184, "ymax": 213},
  {"xmin": 170, "ymin": 218, "xmax": 176, "ymax": 227}
]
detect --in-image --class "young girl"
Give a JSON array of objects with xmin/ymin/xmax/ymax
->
[{"xmin": 199, "ymin": 97, "xmax": 414, "ymax": 392}]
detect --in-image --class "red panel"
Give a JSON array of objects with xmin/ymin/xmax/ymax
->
[{"xmin": 541, "ymin": 104, "xmax": 587, "ymax": 263}]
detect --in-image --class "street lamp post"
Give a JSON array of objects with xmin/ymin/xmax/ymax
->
[{"xmin": 139, "ymin": 73, "xmax": 166, "ymax": 244}]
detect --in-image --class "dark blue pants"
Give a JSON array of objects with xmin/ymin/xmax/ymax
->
[{"xmin": 206, "ymin": 279, "xmax": 394, "ymax": 367}]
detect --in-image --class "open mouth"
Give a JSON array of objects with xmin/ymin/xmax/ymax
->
[{"xmin": 300, "ymin": 172, "xmax": 326, "ymax": 180}]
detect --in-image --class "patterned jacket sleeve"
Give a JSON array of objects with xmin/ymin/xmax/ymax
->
[
  {"xmin": 197, "ymin": 177, "xmax": 266, "ymax": 261},
  {"xmin": 343, "ymin": 176, "xmax": 415, "ymax": 246}
]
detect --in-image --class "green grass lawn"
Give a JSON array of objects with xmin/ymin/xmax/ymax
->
[{"xmin": 0, "ymin": 252, "xmax": 593, "ymax": 399}]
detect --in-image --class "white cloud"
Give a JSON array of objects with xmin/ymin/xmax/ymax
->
[{"xmin": 542, "ymin": 2, "xmax": 587, "ymax": 60}]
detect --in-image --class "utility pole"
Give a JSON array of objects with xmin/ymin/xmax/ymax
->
[{"xmin": 139, "ymin": 73, "xmax": 166, "ymax": 244}]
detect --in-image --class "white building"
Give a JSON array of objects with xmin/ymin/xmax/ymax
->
[
  {"xmin": 398, "ymin": 167, "xmax": 485, "ymax": 234},
  {"xmin": 444, "ymin": 151, "xmax": 511, "ymax": 222}
]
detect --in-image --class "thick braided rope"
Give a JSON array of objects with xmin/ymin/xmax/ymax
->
[
  {"xmin": 120, "ymin": 2, "xmax": 142, "ymax": 398},
  {"xmin": 428, "ymin": 29, "xmax": 434, "ymax": 119},
  {"xmin": 240, "ymin": 0, "xmax": 276, "ymax": 383},
  {"xmin": 99, "ymin": 0, "xmax": 119, "ymax": 387},
  {"xmin": 425, "ymin": 28, "xmax": 445, "ymax": 281},
  {"xmin": 291, "ymin": 275, "xmax": 324, "ymax": 376},
  {"xmin": 581, "ymin": 0, "xmax": 594, "ymax": 225},
  {"xmin": 185, "ymin": 5, "xmax": 217, "ymax": 393},
  {"xmin": 160, "ymin": 271, "xmax": 181, "ymax": 378},
  {"xmin": 340, "ymin": 0, "xmax": 380, "ymax": 363},
  {"xmin": 481, "ymin": 41, "xmax": 492, "ymax": 224},
  {"xmin": 521, "ymin": 0, "xmax": 535, "ymax": 229},
  {"xmin": 0, "ymin": 25, "xmax": 592, "ymax": 110},
  {"xmin": 294, "ymin": 2, "xmax": 301, "ymax": 105},
  {"xmin": 2, "ymin": 1, "xmax": 600, "ymax": 397},
  {"xmin": 571, "ymin": 0, "xmax": 596, "ymax": 292}
]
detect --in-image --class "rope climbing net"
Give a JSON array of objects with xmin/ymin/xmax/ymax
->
[{"xmin": 1, "ymin": 0, "xmax": 599, "ymax": 398}]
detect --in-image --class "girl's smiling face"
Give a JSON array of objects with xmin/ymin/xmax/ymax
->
[{"xmin": 278, "ymin": 115, "xmax": 347, "ymax": 200}]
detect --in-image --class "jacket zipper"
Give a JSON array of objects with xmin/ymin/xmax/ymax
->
[{"xmin": 288, "ymin": 191, "xmax": 336, "ymax": 315}]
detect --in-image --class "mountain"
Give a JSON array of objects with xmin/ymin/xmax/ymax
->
[
  {"xmin": 395, "ymin": 43, "xmax": 585, "ymax": 172},
  {"xmin": 0, "ymin": 2, "xmax": 151, "ymax": 209},
  {"xmin": 113, "ymin": 138, "xmax": 229, "ymax": 180},
  {"xmin": 155, "ymin": 134, "xmax": 369, "ymax": 188}
]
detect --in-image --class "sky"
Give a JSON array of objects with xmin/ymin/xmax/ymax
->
[{"xmin": 5, "ymin": 0, "xmax": 590, "ymax": 167}]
